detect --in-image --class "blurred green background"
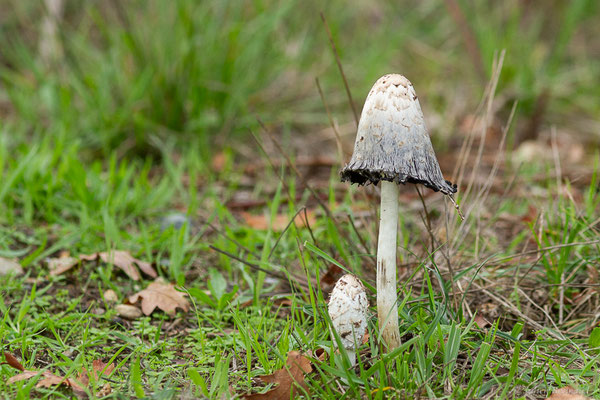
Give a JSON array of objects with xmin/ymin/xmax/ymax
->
[{"xmin": 1, "ymin": 0, "xmax": 598, "ymax": 159}]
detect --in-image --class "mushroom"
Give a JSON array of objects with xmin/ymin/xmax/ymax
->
[
  {"xmin": 340, "ymin": 74, "xmax": 457, "ymax": 351},
  {"xmin": 328, "ymin": 274, "xmax": 369, "ymax": 365}
]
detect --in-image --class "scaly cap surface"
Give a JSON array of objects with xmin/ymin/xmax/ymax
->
[
  {"xmin": 328, "ymin": 274, "xmax": 369, "ymax": 350},
  {"xmin": 340, "ymin": 74, "xmax": 456, "ymax": 195}
]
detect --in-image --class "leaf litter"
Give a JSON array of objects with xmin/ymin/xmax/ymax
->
[
  {"xmin": 47, "ymin": 250, "xmax": 157, "ymax": 280},
  {"xmin": 244, "ymin": 351, "xmax": 312, "ymax": 399},
  {"xmin": 128, "ymin": 278, "xmax": 189, "ymax": 316},
  {"xmin": 4, "ymin": 352, "xmax": 115, "ymax": 399}
]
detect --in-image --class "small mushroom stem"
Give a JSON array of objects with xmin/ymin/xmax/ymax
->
[{"xmin": 377, "ymin": 181, "xmax": 401, "ymax": 351}]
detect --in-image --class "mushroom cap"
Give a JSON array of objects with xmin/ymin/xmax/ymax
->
[
  {"xmin": 340, "ymin": 74, "xmax": 457, "ymax": 195},
  {"xmin": 328, "ymin": 274, "xmax": 369, "ymax": 350}
]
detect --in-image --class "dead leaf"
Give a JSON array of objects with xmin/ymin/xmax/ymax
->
[
  {"xmin": 361, "ymin": 332, "xmax": 370, "ymax": 345},
  {"xmin": 0, "ymin": 257, "xmax": 23, "ymax": 276},
  {"xmin": 313, "ymin": 348, "xmax": 328, "ymax": 362},
  {"xmin": 244, "ymin": 351, "xmax": 312, "ymax": 399},
  {"xmin": 80, "ymin": 250, "xmax": 157, "ymax": 280},
  {"xmin": 7, "ymin": 370, "xmax": 85, "ymax": 394},
  {"xmin": 2, "ymin": 352, "xmax": 24, "ymax": 371},
  {"xmin": 128, "ymin": 279, "xmax": 189, "ymax": 316},
  {"xmin": 4, "ymin": 354, "xmax": 115, "ymax": 399},
  {"xmin": 320, "ymin": 263, "xmax": 343, "ymax": 287},
  {"xmin": 546, "ymin": 386, "xmax": 590, "ymax": 400},
  {"xmin": 7, "ymin": 370, "xmax": 54, "ymax": 384},
  {"xmin": 241, "ymin": 210, "xmax": 316, "ymax": 231},
  {"xmin": 473, "ymin": 314, "xmax": 491, "ymax": 329},
  {"xmin": 74, "ymin": 360, "xmax": 115, "ymax": 398},
  {"xmin": 47, "ymin": 254, "xmax": 79, "ymax": 276},
  {"xmin": 77, "ymin": 360, "xmax": 115, "ymax": 386}
]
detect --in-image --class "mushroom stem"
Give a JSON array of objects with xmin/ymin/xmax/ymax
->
[{"xmin": 377, "ymin": 181, "xmax": 401, "ymax": 351}]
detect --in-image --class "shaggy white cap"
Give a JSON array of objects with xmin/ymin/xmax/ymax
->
[
  {"xmin": 340, "ymin": 74, "xmax": 456, "ymax": 195},
  {"xmin": 328, "ymin": 274, "xmax": 369, "ymax": 350}
]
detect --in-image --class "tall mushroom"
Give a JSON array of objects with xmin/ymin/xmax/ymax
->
[{"xmin": 340, "ymin": 74, "xmax": 457, "ymax": 351}]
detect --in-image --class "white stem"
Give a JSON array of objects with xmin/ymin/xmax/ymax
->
[{"xmin": 377, "ymin": 181, "xmax": 401, "ymax": 351}]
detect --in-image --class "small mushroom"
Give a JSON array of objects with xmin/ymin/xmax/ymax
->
[
  {"xmin": 340, "ymin": 74, "xmax": 457, "ymax": 351},
  {"xmin": 328, "ymin": 274, "xmax": 369, "ymax": 365}
]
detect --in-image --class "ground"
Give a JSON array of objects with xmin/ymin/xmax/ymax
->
[{"xmin": 1, "ymin": 1, "xmax": 600, "ymax": 399}]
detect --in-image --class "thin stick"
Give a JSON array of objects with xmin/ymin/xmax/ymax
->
[
  {"xmin": 257, "ymin": 123, "xmax": 334, "ymax": 221},
  {"xmin": 447, "ymin": 195, "xmax": 464, "ymax": 221},
  {"xmin": 209, "ymin": 245, "xmax": 285, "ymax": 280},
  {"xmin": 492, "ymin": 238, "xmax": 600, "ymax": 267},
  {"xmin": 249, "ymin": 129, "xmax": 292, "ymax": 195},
  {"xmin": 302, "ymin": 208, "xmax": 318, "ymax": 247},
  {"xmin": 320, "ymin": 12, "xmax": 359, "ymax": 126},
  {"xmin": 268, "ymin": 207, "xmax": 309, "ymax": 260},
  {"xmin": 207, "ymin": 222, "xmax": 259, "ymax": 258}
]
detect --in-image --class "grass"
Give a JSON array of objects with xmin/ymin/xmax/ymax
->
[{"xmin": 1, "ymin": 0, "xmax": 600, "ymax": 398}]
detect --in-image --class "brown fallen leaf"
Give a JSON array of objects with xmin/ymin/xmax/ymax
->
[
  {"xmin": 241, "ymin": 210, "xmax": 317, "ymax": 231},
  {"xmin": 320, "ymin": 263, "xmax": 343, "ymax": 287},
  {"xmin": 128, "ymin": 278, "xmax": 189, "ymax": 316},
  {"xmin": 47, "ymin": 253, "xmax": 79, "ymax": 276},
  {"xmin": 76, "ymin": 359, "xmax": 115, "ymax": 397},
  {"xmin": 472, "ymin": 314, "xmax": 491, "ymax": 329},
  {"xmin": 76, "ymin": 359, "xmax": 115, "ymax": 385},
  {"xmin": 244, "ymin": 351, "xmax": 312, "ymax": 399},
  {"xmin": 80, "ymin": 250, "xmax": 157, "ymax": 281},
  {"xmin": 5, "ymin": 354, "xmax": 115, "ymax": 399},
  {"xmin": 2, "ymin": 352, "xmax": 25, "ymax": 371},
  {"xmin": 313, "ymin": 348, "xmax": 328, "ymax": 362},
  {"xmin": 7, "ymin": 369, "xmax": 86, "ymax": 394},
  {"xmin": 546, "ymin": 386, "xmax": 590, "ymax": 400}
]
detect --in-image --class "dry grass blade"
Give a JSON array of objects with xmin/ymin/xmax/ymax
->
[
  {"xmin": 472, "ymin": 280, "xmax": 565, "ymax": 340},
  {"xmin": 449, "ymin": 51, "xmax": 507, "ymax": 255},
  {"xmin": 208, "ymin": 245, "xmax": 287, "ymax": 280}
]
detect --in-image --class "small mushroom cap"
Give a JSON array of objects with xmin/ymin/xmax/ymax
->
[
  {"xmin": 328, "ymin": 274, "xmax": 369, "ymax": 350},
  {"xmin": 340, "ymin": 74, "xmax": 456, "ymax": 195}
]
